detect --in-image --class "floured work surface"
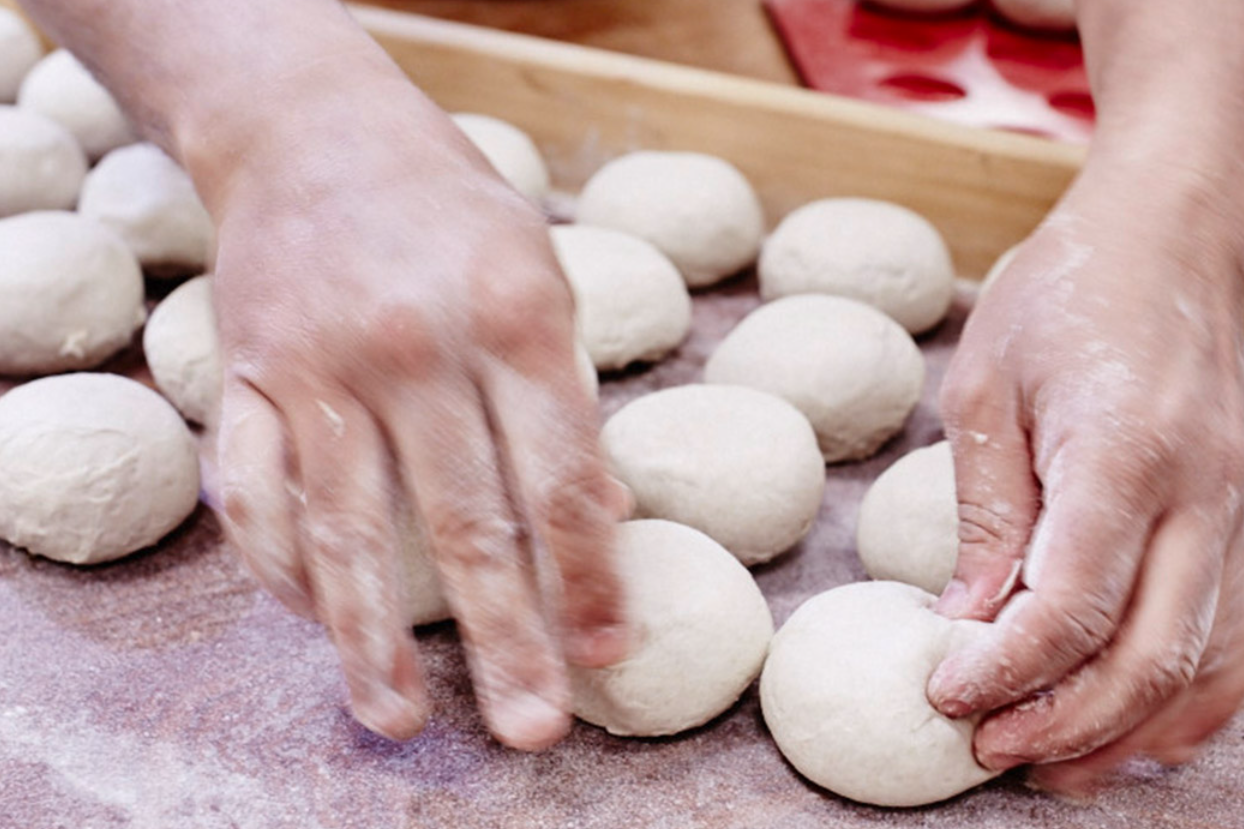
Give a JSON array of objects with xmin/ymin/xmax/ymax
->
[{"xmin": 1, "ymin": 281, "xmax": 1241, "ymax": 829}]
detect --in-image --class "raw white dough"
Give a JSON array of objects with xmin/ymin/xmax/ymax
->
[
  {"xmin": 18, "ymin": 49, "xmax": 136, "ymax": 160},
  {"xmin": 550, "ymin": 225, "xmax": 692, "ymax": 371},
  {"xmin": 0, "ymin": 8, "xmax": 42, "ymax": 103},
  {"xmin": 143, "ymin": 275, "xmax": 223, "ymax": 425},
  {"xmin": 0, "ymin": 104, "xmax": 86, "ymax": 217},
  {"xmin": 857, "ymin": 441, "xmax": 958, "ymax": 594},
  {"xmin": 602, "ymin": 385, "xmax": 825, "ymax": 566},
  {"xmin": 760, "ymin": 581, "xmax": 997, "ymax": 807},
  {"xmin": 452, "ymin": 113, "xmax": 550, "ymax": 202},
  {"xmin": 570, "ymin": 519, "xmax": 774, "ymax": 736},
  {"xmin": 992, "ymin": 0, "xmax": 1076, "ymax": 31},
  {"xmin": 868, "ymin": 0, "xmax": 977, "ymax": 12},
  {"xmin": 705, "ymin": 295, "xmax": 925, "ymax": 463},
  {"xmin": 0, "ymin": 211, "xmax": 145, "ymax": 376},
  {"xmin": 399, "ymin": 507, "xmax": 451, "ymax": 627},
  {"xmin": 576, "ymin": 151, "xmax": 765, "ymax": 288},
  {"xmin": 759, "ymin": 198, "xmax": 955, "ymax": 335},
  {"xmin": 0, "ymin": 372, "xmax": 201, "ymax": 565},
  {"xmin": 79, "ymin": 142, "xmax": 214, "ymax": 275}
]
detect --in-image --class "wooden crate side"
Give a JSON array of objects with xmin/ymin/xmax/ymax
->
[{"xmin": 353, "ymin": 5, "xmax": 1084, "ymax": 278}]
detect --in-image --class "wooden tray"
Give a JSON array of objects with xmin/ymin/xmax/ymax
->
[{"xmin": 4, "ymin": 8, "xmax": 1240, "ymax": 829}]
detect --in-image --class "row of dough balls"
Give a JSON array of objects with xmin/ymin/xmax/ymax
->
[{"xmin": 871, "ymin": 0, "xmax": 1076, "ymax": 31}]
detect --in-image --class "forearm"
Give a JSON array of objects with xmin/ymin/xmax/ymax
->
[{"xmin": 15, "ymin": 0, "xmax": 421, "ymax": 206}]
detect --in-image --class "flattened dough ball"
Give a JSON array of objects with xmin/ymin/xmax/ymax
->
[
  {"xmin": 602, "ymin": 385, "xmax": 825, "ymax": 566},
  {"xmin": 143, "ymin": 275, "xmax": 223, "ymax": 425},
  {"xmin": 759, "ymin": 198, "xmax": 955, "ymax": 334},
  {"xmin": 0, "ymin": 373, "xmax": 200, "ymax": 565},
  {"xmin": 705, "ymin": 295, "xmax": 925, "ymax": 463},
  {"xmin": 551, "ymin": 225, "xmax": 692, "ymax": 371},
  {"xmin": 760, "ymin": 581, "xmax": 997, "ymax": 807},
  {"xmin": 452, "ymin": 113, "xmax": 550, "ymax": 202},
  {"xmin": 576, "ymin": 151, "xmax": 765, "ymax": 288},
  {"xmin": 992, "ymin": 0, "xmax": 1076, "ymax": 31},
  {"xmin": 18, "ymin": 49, "xmax": 136, "ymax": 160},
  {"xmin": 79, "ymin": 142, "xmax": 214, "ymax": 275},
  {"xmin": 857, "ymin": 441, "xmax": 958, "ymax": 594},
  {"xmin": 0, "ymin": 105, "xmax": 86, "ymax": 217},
  {"xmin": 0, "ymin": 8, "xmax": 42, "ymax": 103},
  {"xmin": 570, "ymin": 519, "xmax": 774, "ymax": 736},
  {"xmin": 0, "ymin": 211, "xmax": 145, "ymax": 375}
]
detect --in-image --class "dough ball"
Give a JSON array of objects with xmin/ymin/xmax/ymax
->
[
  {"xmin": 867, "ymin": 0, "xmax": 977, "ymax": 12},
  {"xmin": 570, "ymin": 519, "xmax": 774, "ymax": 736},
  {"xmin": 399, "ymin": 508, "xmax": 451, "ymax": 627},
  {"xmin": 143, "ymin": 275, "xmax": 223, "ymax": 425},
  {"xmin": 452, "ymin": 113, "xmax": 550, "ymax": 202},
  {"xmin": 79, "ymin": 142, "xmax": 214, "ymax": 275},
  {"xmin": 18, "ymin": 49, "xmax": 136, "ymax": 160},
  {"xmin": 576, "ymin": 151, "xmax": 765, "ymax": 288},
  {"xmin": 992, "ymin": 0, "xmax": 1076, "ymax": 31},
  {"xmin": 0, "ymin": 211, "xmax": 145, "ymax": 376},
  {"xmin": 0, "ymin": 104, "xmax": 87, "ymax": 217},
  {"xmin": 0, "ymin": 372, "xmax": 200, "ymax": 565},
  {"xmin": 551, "ymin": 225, "xmax": 692, "ymax": 371},
  {"xmin": 0, "ymin": 8, "xmax": 42, "ymax": 103},
  {"xmin": 705, "ymin": 295, "xmax": 925, "ymax": 463},
  {"xmin": 857, "ymin": 441, "xmax": 958, "ymax": 594},
  {"xmin": 602, "ymin": 385, "xmax": 825, "ymax": 566},
  {"xmin": 574, "ymin": 340, "xmax": 599, "ymax": 400},
  {"xmin": 760, "ymin": 581, "xmax": 996, "ymax": 807},
  {"xmin": 979, "ymin": 243, "xmax": 1020, "ymax": 297},
  {"xmin": 759, "ymin": 198, "xmax": 955, "ymax": 335}
]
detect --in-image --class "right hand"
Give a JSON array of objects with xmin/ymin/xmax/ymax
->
[{"xmin": 194, "ymin": 56, "xmax": 631, "ymax": 750}]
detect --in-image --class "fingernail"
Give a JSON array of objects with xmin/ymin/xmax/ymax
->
[
  {"xmin": 566, "ymin": 623, "xmax": 631, "ymax": 668},
  {"xmin": 935, "ymin": 579, "xmax": 971, "ymax": 618},
  {"xmin": 979, "ymin": 751, "xmax": 1030, "ymax": 773},
  {"xmin": 492, "ymin": 690, "xmax": 570, "ymax": 752},
  {"xmin": 354, "ymin": 684, "xmax": 429, "ymax": 741},
  {"xmin": 927, "ymin": 663, "xmax": 977, "ymax": 718}
]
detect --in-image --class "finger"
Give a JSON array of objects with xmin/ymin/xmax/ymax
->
[
  {"xmin": 483, "ymin": 335, "xmax": 631, "ymax": 670},
  {"xmin": 216, "ymin": 379, "xmax": 313, "ymax": 619},
  {"xmin": 290, "ymin": 392, "xmax": 429, "ymax": 740},
  {"xmin": 385, "ymin": 378, "xmax": 571, "ymax": 751},
  {"xmin": 971, "ymin": 509, "xmax": 1223, "ymax": 771},
  {"xmin": 937, "ymin": 362, "xmax": 1040, "ymax": 620},
  {"xmin": 928, "ymin": 443, "xmax": 1157, "ymax": 718}
]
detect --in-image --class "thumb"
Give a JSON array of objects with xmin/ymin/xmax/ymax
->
[{"xmin": 937, "ymin": 368, "xmax": 1040, "ymax": 621}]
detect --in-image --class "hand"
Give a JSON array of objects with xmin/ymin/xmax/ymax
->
[
  {"xmin": 201, "ymin": 60, "xmax": 629, "ymax": 750},
  {"xmin": 928, "ymin": 156, "xmax": 1244, "ymax": 792}
]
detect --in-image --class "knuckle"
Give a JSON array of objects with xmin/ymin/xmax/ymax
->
[
  {"xmin": 939, "ymin": 360, "xmax": 1001, "ymax": 424},
  {"xmin": 475, "ymin": 272, "xmax": 572, "ymax": 358},
  {"xmin": 538, "ymin": 465, "xmax": 612, "ymax": 538},
  {"xmin": 425, "ymin": 504, "xmax": 523, "ymax": 571},
  {"xmin": 1049, "ymin": 593, "xmax": 1117, "ymax": 657},
  {"xmin": 303, "ymin": 512, "xmax": 391, "ymax": 569},
  {"xmin": 362, "ymin": 303, "xmax": 444, "ymax": 378}
]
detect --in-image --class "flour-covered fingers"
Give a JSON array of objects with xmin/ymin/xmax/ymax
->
[
  {"xmin": 290, "ymin": 392, "xmax": 428, "ymax": 740},
  {"xmin": 928, "ymin": 445, "xmax": 1157, "ymax": 718},
  {"xmin": 484, "ymin": 343, "xmax": 630, "ymax": 670},
  {"xmin": 386, "ymin": 380, "xmax": 570, "ymax": 751},
  {"xmin": 970, "ymin": 509, "xmax": 1223, "ymax": 771},
  {"xmin": 216, "ymin": 379, "xmax": 313, "ymax": 618}
]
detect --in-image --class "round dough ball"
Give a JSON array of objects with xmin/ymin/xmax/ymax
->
[
  {"xmin": 570, "ymin": 519, "xmax": 774, "ymax": 736},
  {"xmin": 0, "ymin": 372, "xmax": 200, "ymax": 565},
  {"xmin": 452, "ymin": 113, "xmax": 550, "ymax": 202},
  {"xmin": 602, "ymin": 385, "xmax": 825, "ymax": 566},
  {"xmin": 857, "ymin": 441, "xmax": 958, "ymax": 594},
  {"xmin": 0, "ymin": 105, "xmax": 87, "ymax": 217},
  {"xmin": 0, "ymin": 211, "xmax": 145, "ymax": 376},
  {"xmin": 576, "ymin": 151, "xmax": 765, "ymax": 288},
  {"xmin": 18, "ymin": 49, "xmax": 136, "ymax": 160},
  {"xmin": 760, "ymin": 581, "xmax": 996, "ymax": 807},
  {"xmin": 551, "ymin": 225, "xmax": 692, "ymax": 371},
  {"xmin": 705, "ymin": 295, "xmax": 925, "ymax": 463},
  {"xmin": 0, "ymin": 8, "xmax": 42, "ymax": 103},
  {"xmin": 143, "ymin": 275, "xmax": 223, "ymax": 425},
  {"xmin": 867, "ymin": 0, "xmax": 977, "ymax": 12},
  {"xmin": 79, "ymin": 142, "xmax": 214, "ymax": 275},
  {"xmin": 992, "ymin": 0, "xmax": 1076, "ymax": 31},
  {"xmin": 759, "ymin": 198, "xmax": 955, "ymax": 335},
  {"xmin": 399, "ymin": 507, "xmax": 451, "ymax": 627}
]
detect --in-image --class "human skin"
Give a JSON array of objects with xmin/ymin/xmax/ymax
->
[
  {"xmin": 929, "ymin": 0, "xmax": 1244, "ymax": 793},
  {"xmin": 15, "ymin": 0, "xmax": 631, "ymax": 751}
]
